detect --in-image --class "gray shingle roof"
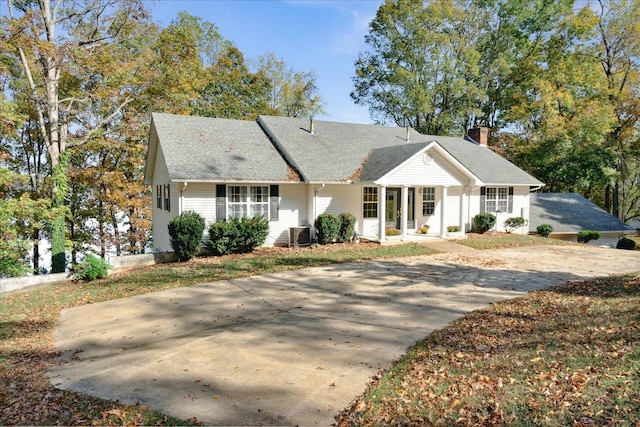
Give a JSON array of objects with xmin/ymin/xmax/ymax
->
[
  {"xmin": 150, "ymin": 113, "xmax": 292, "ymax": 182},
  {"xmin": 437, "ymin": 137, "xmax": 544, "ymax": 186},
  {"xmin": 148, "ymin": 113, "xmax": 543, "ymax": 186},
  {"xmin": 257, "ymin": 115, "xmax": 543, "ymax": 185},
  {"xmin": 529, "ymin": 193, "xmax": 634, "ymax": 233}
]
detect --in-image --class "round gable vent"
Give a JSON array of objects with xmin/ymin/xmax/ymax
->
[{"xmin": 423, "ymin": 153, "xmax": 434, "ymax": 166}]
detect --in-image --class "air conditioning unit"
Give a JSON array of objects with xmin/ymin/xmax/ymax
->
[{"xmin": 289, "ymin": 227, "xmax": 311, "ymax": 247}]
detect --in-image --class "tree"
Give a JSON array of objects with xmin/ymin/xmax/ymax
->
[
  {"xmin": 351, "ymin": 0, "xmax": 483, "ymax": 135},
  {"xmin": 356, "ymin": 0, "xmax": 640, "ymax": 221},
  {"xmin": 592, "ymin": 0, "xmax": 640, "ymax": 219},
  {"xmin": 195, "ymin": 45, "xmax": 275, "ymax": 120},
  {"xmin": 0, "ymin": 152, "xmax": 52, "ymax": 277},
  {"xmin": 255, "ymin": 52, "xmax": 326, "ymax": 118},
  {"xmin": 4, "ymin": 0, "xmax": 148, "ymax": 271},
  {"xmin": 147, "ymin": 12, "xmax": 224, "ymax": 114}
]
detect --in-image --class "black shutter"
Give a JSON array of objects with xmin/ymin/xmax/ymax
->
[
  {"xmin": 216, "ymin": 184, "xmax": 226, "ymax": 220},
  {"xmin": 508, "ymin": 187, "xmax": 514, "ymax": 213},
  {"xmin": 269, "ymin": 185, "xmax": 279, "ymax": 221},
  {"xmin": 480, "ymin": 187, "xmax": 486, "ymax": 212}
]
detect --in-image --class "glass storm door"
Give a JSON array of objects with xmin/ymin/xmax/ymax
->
[
  {"xmin": 386, "ymin": 188, "xmax": 400, "ymax": 229},
  {"xmin": 385, "ymin": 188, "xmax": 415, "ymax": 230}
]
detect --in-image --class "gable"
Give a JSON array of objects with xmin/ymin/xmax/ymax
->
[{"xmin": 382, "ymin": 146, "xmax": 474, "ymax": 186}]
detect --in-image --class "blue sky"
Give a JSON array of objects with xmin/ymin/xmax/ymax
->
[{"xmin": 150, "ymin": 0, "xmax": 384, "ymax": 124}]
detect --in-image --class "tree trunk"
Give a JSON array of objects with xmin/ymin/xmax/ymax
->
[{"xmin": 32, "ymin": 229, "xmax": 40, "ymax": 274}]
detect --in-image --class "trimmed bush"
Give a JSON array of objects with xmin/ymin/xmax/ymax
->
[
  {"xmin": 338, "ymin": 213, "xmax": 356, "ymax": 243},
  {"xmin": 616, "ymin": 237, "xmax": 636, "ymax": 250},
  {"xmin": 473, "ymin": 212, "xmax": 496, "ymax": 234},
  {"xmin": 75, "ymin": 253, "xmax": 111, "ymax": 281},
  {"xmin": 447, "ymin": 225, "xmax": 460, "ymax": 233},
  {"xmin": 504, "ymin": 216, "xmax": 526, "ymax": 233},
  {"xmin": 577, "ymin": 230, "xmax": 601, "ymax": 244},
  {"xmin": 168, "ymin": 211, "xmax": 206, "ymax": 261},
  {"xmin": 240, "ymin": 216, "xmax": 270, "ymax": 252},
  {"xmin": 208, "ymin": 216, "xmax": 269, "ymax": 255},
  {"xmin": 536, "ymin": 224, "xmax": 553, "ymax": 238},
  {"xmin": 315, "ymin": 213, "xmax": 340, "ymax": 244}
]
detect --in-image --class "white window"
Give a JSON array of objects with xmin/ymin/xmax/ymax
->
[
  {"xmin": 250, "ymin": 186, "xmax": 269, "ymax": 217},
  {"xmin": 363, "ymin": 187, "xmax": 378, "ymax": 218},
  {"xmin": 422, "ymin": 187, "xmax": 435, "ymax": 216},
  {"xmin": 486, "ymin": 187, "xmax": 509, "ymax": 213},
  {"xmin": 228, "ymin": 185, "xmax": 269, "ymax": 219}
]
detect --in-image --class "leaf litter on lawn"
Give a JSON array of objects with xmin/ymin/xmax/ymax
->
[
  {"xmin": 1, "ymin": 241, "xmax": 434, "ymax": 425},
  {"xmin": 335, "ymin": 272, "xmax": 640, "ymax": 427}
]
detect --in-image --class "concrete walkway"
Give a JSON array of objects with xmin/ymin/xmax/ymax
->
[{"xmin": 48, "ymin": 244, "xmax": 640, "ymax": 426}]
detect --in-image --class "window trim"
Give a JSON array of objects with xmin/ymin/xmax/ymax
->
[
  {"xmin": 422, "ymin": 187, "xmax": 435, "ymax": 216},
  {"xmin": 156, "ymin": 185, "xmax": 162, "ymax": 209},
  {"xmin": 226, "ymin": 185, "xmax": 271, "ymax": 219},
  {"xmin": 362, "ymin": 186, "xmax": 378, "ymax": 219},
  {"xmin": 163, "ymin": 184, "xmax": 170, "ymax": 212},
  {"xmin": 482, "ymin": 186, "xmax": 513, "ymax": 214}
]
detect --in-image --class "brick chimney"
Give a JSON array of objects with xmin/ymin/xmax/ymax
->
[{"xmin": 468, "ymin": 125, "xmax": 489, "ymax": 147}]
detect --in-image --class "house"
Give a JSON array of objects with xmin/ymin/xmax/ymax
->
[
  {"xmin": 144, "ymin": 113, "xmax": 544, "ymax": 251},
  {"xmin": 529, "ymin": 192, "xmax": 635, "ymax": 246}
]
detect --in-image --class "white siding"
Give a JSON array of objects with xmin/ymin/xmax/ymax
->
[
  {"xmin": 178, "ymin": 182, "xmax": 309, "ymax": 247},
  {"xmin": 385, "ymin": 150, "xmax": 468, "ymax": 186},
  {"xmin": 415, "ymin": 186, "xmax": 461, "ymax": 235},
  {"xmin": 151, "ymin": 146, "xmax": 175, "ymax": 253},
  {"xmin": 182, "ymin": 182, "xmax": 216, "ymax": 245},
  {"xmin": 469, "ymin": 186, "xmax": 531, "ymax": 234},
  {"xmin": 314, "ymin": 184, "xmax": 362, "ymax": 238},
  {"xmin": 315, "ymin": 184, "xmax": 361, "ymax": 216},
  {"xmin": 270, "ymin": 184, "xmax": 309, "ymax": 245}
]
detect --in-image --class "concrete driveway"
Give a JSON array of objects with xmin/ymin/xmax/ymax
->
[{"xmin": 48, "ymin": 243, "xmax": 640, "ymax": 426}]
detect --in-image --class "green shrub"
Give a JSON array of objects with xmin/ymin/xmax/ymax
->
[
  {"xmin": 447, "ymin": 225, "xmax": 460, "ymax": 233},
  {"xmin": 577, "ymin": 230, "xmax": 601, "ymax": 244},
  {"xmin": 338, "ymin": 213, "xmax": 356, "ymax": 243},
  {"xmin": 207, "ymin": 216, "xmax": 269, "ymax": 255},
  {"xmin": 314, "ymin": 213, "xmax": 340, "ymax": 244},
  {"xmin": 473, "ymin": 212, "xmax": 496, "ymax": 234},
  {"xmin": 168, "ymin": 211, "xmax": 206, "ymax": 261},
  {"xmin": 503, "ymin": 216, "xmax": 526, "ymax": 233},
  {"xmin": 536, "ymin": 224, "xmax": 553, "ymax": 237},
  {"xmin": 616, "ymin": 237, "xmax": 636, "ymax": 250},
  {"xmin": 239, "ymin": 216, "xmax": 270, "ymax": 252},
  {"xmin": 75, "ymin": 253, "xmax": 111, "ymax": 281}
]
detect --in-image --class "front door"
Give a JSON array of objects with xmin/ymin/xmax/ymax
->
[
  {"xmin": 385, "ymin": 188, "xmax": 415, "ymax": 230},
  {"xmin": 386, "ymin": 188, "xmax": 400, "ymax": 229}
]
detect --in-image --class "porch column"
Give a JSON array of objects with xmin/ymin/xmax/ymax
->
[
  {"xmin": 459, "ymin": 186, "xmax": 467, "ymax": 237},
  {"xmin": 378, "ymin": 185, "xmax": 387, "ymax": 243},
  {"xmin": 440, "ymin": 185, "xmax": 448, "ymax": 238},
  {"xmin": 400, "ymin": 185, "xmax": 408, "ymax": 240}
]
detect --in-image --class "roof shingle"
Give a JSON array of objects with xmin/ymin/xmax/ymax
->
[{"xmin": 151, "ymin": 113, "xmax": 292, "ymax": 182}]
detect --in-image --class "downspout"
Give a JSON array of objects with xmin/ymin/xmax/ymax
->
[{"xmin": 179, "ymin": 182, "xmax": 188, "ymax": 214}]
